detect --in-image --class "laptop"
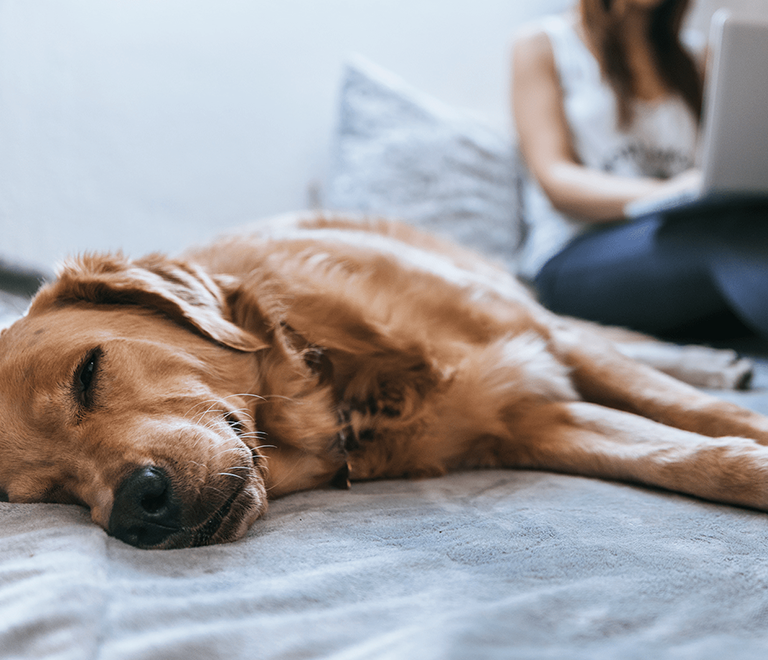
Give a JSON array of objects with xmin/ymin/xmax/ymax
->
[{"xmin": 625, "ymin": 9, "xmax": 768, "ymax": 218}]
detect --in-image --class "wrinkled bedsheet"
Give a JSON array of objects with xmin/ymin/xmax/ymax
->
[{"xmin": 1, "ymin": 363, "xmax": 768, "ymax": 659}]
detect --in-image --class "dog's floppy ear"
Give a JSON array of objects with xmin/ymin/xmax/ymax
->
[{"xmin": 30, "ymin": 253, "xmax": 266, "ymax": 352}]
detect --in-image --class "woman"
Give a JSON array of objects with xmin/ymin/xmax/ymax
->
[{"xmin": 512, "ymin": 0, "xmax": 768, "ymax": 342}]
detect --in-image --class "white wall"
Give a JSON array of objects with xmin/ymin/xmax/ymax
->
[{"xmin": 0, "ymin": 0, "xmax": 763, "ymax": 272}]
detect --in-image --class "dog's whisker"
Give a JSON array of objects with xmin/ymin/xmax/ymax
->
[
  {"xmin": 258, "ymin": 394, "xmax": 299, "ymax": 403},
  {"xmin": 184, "ymin": 398, "xmax": 225, "ymax": 418},
  {"xmin": 209, "ymin": 446, "xmax": 250, "ymax": 461},
  {"xmin": 184, "ymin": 398, "xmax": 262, "ymax": 432},
  {"xmin": 240, "ymin": 437, "xmax": 269, "ymax": 446},
  {"xmin": 238, "ymin": 431, "xmax": 268, "ymax": 440},
  {"xmin": 185, "ymin": 397, "xmax": 257, "ymax": 422},
  {"xmin": 216, "ymin": 471, "xmax": 247, "ymax": 481},
  {"xmin": 222, "ymin": 393, "xmax": 267, "ymax": 403}
]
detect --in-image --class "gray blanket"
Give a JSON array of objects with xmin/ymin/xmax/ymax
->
[{"xmin": 1, "ymin": 357, "xmax": 767, "ymax": 659}]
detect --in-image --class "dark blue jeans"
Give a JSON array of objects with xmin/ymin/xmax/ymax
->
[{"xmin": 534, "ymin": 205, "xmax": 768, "ymax": 341}]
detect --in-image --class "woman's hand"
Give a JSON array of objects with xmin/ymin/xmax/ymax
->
[{"xmin": 623, "ymin": 168, "xmax": 703, "ymax": 217}]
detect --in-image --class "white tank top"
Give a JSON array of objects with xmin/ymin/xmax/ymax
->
[{"xmin": 517, "ymin": 14, "xmax": 700, "ymax": 279}]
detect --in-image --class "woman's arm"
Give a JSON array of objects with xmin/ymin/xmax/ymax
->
[{"xmin": 512, "ymin": 26, "xmax": 669, "ymax": 222}]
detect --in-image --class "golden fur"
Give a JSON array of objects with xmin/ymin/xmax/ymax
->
[{"xmin": 0, "ymin": 213, "xmax": 765, "ymax": 548}]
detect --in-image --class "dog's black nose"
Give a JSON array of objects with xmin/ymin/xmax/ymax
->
[{"xmin": 108, "ymin": 466, "xmax": 181, "ymax": 548}]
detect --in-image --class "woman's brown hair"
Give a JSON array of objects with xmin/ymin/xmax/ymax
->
[{"xmin": 579, "ymin": 0, "xmax": 703, "ymax": 127}]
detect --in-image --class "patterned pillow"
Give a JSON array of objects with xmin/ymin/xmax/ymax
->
[{"xmin": 325, "ymin": 56, "xmax": 524, "ymax": 273}]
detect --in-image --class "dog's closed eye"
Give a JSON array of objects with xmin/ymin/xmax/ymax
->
[{"xmin": 74, "ymin": 347, "xmax": 103, "ymax": 409}]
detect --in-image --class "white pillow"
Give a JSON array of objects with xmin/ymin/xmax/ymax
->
[{"xmin": 325, "ymin": 57, "xmax": 524, "ymax": 273}]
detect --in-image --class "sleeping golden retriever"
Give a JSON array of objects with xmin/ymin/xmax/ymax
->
[{"xmin": 0, "ymin": 212, "xmax": 766, "ymax": 549}]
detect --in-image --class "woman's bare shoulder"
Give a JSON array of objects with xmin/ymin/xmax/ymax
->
[{"xmin": 512, "ymin": 20, "xmax": 555, "ymax": 69}]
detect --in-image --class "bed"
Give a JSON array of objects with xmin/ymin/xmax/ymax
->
[{"xmin": 3, "ymin": 51, "xmax": 768, "ymax": 660}]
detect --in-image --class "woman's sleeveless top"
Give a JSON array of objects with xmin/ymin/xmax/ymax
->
[{"xmin": 517, "ymin": 13, "xmax": 700, "ymax": 279}]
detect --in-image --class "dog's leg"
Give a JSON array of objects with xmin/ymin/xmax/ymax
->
[
  {"xmin": 505, "ymin": 400, "xmax": 768, "ymax": 511},
  {"xmin": 612, "ymin": 341, "xmax": 754, "ymax": 390},
  {"xmin": 562, "ymin": 316, "xmax": 754, "ymax": 390},
  {"xmin": 547, "ymin": 323, "xmax": 768, "ymax": 443}
]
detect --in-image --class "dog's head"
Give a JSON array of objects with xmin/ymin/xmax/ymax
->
[{"xmin": 0, "ymin": 253, "xmax": 290, "ymax": 549}]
